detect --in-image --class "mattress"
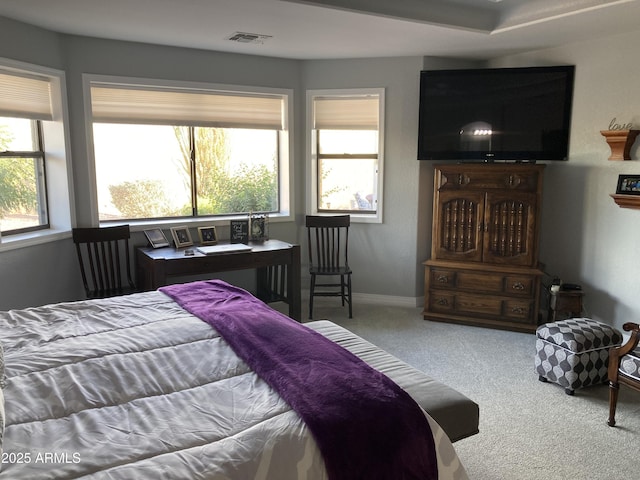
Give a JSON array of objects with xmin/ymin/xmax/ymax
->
[{"xmin": 0, "ymin": 287, "xmax": 474, "ymax": 479}]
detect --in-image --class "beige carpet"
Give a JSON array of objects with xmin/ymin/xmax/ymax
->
[{"xmin": 303, "ymin": 298, "xmax": 640, "ymax": 480}]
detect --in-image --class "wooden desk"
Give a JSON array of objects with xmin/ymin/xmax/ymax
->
[{"xmin": 136, "ymin": 239, "xmax": 301, "ymax": 321}]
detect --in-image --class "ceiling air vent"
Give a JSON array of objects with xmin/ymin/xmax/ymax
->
[{"xmin": 227, "ymin": 32, "xmax": 272, "ymax": 44}]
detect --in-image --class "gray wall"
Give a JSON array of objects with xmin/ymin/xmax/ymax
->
[
  {"xmin": 2, "ymin": 15, "xmax": 640, "ymax": 331},
  {"xmin": 0, "ymin": 16, "xmax": 64, "ymax": 69},
  {"xmin": 301, "ymin": 57, "xmax": 425, "ymax": 298},
  {"xmin": 488, "ymin": 29, "xmax": 640, "ymax": 330}
]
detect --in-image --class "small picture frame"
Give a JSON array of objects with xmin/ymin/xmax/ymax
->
[
  {"xmin": 250, "ymin": 214, "xmax": 268, "ymax": 242},
  {"xmin": 616, "ymin": 174, "xmax": 640, "ymax": 195},
  {"xmin": 198, "ymin": 226, "xmax": 218, "ymax": 245},
  {"xmin": 143, "ymin": 228, "xmax": 170, "ymax": 248},
  {"xmin": 170, "ymin": 226, "xmax": 193, "ymax": 248},
  {"xmin": 230, "ymin": 219, "xmax": 249, "ymax": 244}
]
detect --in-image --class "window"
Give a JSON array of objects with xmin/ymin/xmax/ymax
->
[
  {"xmin": 87, "ymin": 79, "xmax": 291, "ymax": 223},
  {"xmin": 307, "ymin": 89, "xmax": 384, "ymax": 223},
  {"xmin": 0, "ymin": 62, "xmax": 71, "ymax": 248},
  {"xmin": 0, "ymin": 117, "xmax": 48, "ymax": 233}
]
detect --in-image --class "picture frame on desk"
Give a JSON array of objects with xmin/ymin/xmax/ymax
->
[
  {"xmin": 250, "ymin": 214, "xmax": 268, "ymax": 242},
  {"xmin": 230, "ymin": 219, "xmax": 249, "ymax": 244},
  {"xmin": 143, "ymin": 228, "xmax": 170, "ymax": 248},
  {"xmin": 616, "ymin": 174, "xmax": 640, "ymax": 195},
  {"xmin": 198, "ymin": 226, "xmax": 218, "ymax": 245},
  {"xmin": 170, "ymin": 226, "xmax": 193, "ymax": 248}
]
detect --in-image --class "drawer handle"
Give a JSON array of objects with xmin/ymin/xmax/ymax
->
[
  {"xmin": 511, "ymin": 306, "xmax": 526, "ymax": 314},
  {"xmin": 457, "ymin": 174, "xmax": 470, "ymax": 185},
  {"xmin": 436, "ymin": 298, "xmax": 449, "ymax": 306},
  {"xmin": 436, "ymin": 275, "xmax": 449, "ymax": 283},
  {"xmin": 507, "ymin": 175, "xmax": 522, "ymax": 188},
  {"xmin": 512, "ymin": 282, "xmax": 525, "ymax": 290}
]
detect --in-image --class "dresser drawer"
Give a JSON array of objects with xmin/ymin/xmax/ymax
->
[
  {"xmin": 428, "ymin": 291, "xmax": 455, "ymax": 312},
  {"xmin": 430, "ymin": 269, "xmax": 455, "ymax": 288},
  {"xmin": 437, "ymin": 167, "xmax": 541, "ymax": 193},
  {"xmin": 503, "ymin": 299, "xmax": 533, "ymax": 321},
  {"xmin": 504, "ymin": 276, "xmax": 533, "ymax": 296},
  {"xmin": 456, "ymin": 271, "xmax": 504, "ymax": 294},
  {"xmin": 428, "ymin": 290, "xmax": 535, "ymax": 324},
  {"xmin": 427, "ymin": 266, "xmax": 535, "ymax": 298},
  {"xmin": 454, "ymin": 292, "xmax": 503, "ymax": 317}
]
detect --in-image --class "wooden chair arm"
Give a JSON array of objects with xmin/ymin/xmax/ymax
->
[
  {"xmin": 619, "ymin": 322, "xmax": 640, "ymax": 355},
  {"xmin": 608, "ymin": 323, "xmax": 640, "ymax": 381}
]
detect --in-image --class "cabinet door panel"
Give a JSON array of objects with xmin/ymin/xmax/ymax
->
[
  {"xmin": 432, "ymin": 190, "xmax": 484, "ymax": 262},
  {"xmin": 483, "ymin": 191, "xmax": 537, "ymax": 266}
]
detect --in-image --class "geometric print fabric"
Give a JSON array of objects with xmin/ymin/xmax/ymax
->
[
  {"xmin": 620, "ymin": 347, "xmax": 640, "ymax": 382},
  {"xmin": 536, "ymin": 317, "xmax": 623, "ymax": 352},
  {"xmin": 535, "ymin": 318, "xmax": 622, "ymax": 393}
]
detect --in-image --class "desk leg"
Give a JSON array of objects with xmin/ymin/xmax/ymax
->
[
  {"xmin": 136, "ymin": 253, "xmax": 167, "ymax": 291},
  {"xmin": 288, "ymin": 245, "xmax": 302, "ymax": 321},
  {"xmin": 136, "ymin": 251, "xmax": 154, "ymax": 291}
]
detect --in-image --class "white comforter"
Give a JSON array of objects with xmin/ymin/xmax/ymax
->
[{"xmin": 0, "ymin": 290, "xmax": 468, "ymax": 479}]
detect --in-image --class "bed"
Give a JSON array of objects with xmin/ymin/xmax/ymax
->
[{"xmin": 0, "ymin": 280, "xmax": 478, "ymax": 479}]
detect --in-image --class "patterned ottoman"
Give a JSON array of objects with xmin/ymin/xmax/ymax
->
[{"xmin": 535, "ymin": 318, "xmax": 622, "ymax": 395}]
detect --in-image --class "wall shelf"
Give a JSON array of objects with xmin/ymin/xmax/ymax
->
[
  {"xmin": 610, "ymin": 194, "xmax": 640, "ymax": 209},
  {"xmin": 601, "ymin": 129, "xmax": 640, "ymax": 160}
]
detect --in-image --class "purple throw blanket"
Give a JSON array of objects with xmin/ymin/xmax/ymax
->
[{"xmin": 160, "ymin": 280, "xmax": 438, "ymax": 480}]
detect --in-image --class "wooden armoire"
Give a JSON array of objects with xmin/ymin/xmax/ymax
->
[{"xmin": 423, "ymin": 163, "xmax": 545, "ymax": 332}]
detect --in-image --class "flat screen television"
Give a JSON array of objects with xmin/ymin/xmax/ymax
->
[{"xmin": 417, "ymin": 65, "xmax": 575, "ymax": 161}]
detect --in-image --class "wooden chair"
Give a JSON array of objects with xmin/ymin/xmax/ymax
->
[
  {"xmin": 72, "ymin": 225, "xmax": 137, "ymax": 299},
  {"xmin": 607, "ymin": 322, "xmax": 640, "ymax": 426},
  {"xmin": 306, "ymin": 215, "xmax": 352, "ymax": 319}
]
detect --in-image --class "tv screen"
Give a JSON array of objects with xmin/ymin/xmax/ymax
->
[{"xmin": 417, "ymin": 65, "xmax": 575, "ymax": 161}]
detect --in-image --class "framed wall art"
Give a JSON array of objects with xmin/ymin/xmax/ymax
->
[{"xmin": 170, "ymin": 226, "xmax": 193, "ymax": 248}]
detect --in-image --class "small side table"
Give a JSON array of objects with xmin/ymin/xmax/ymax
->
[{"xmin": 548, "ymin": 290, "xmax": 584, "ymax": 321}]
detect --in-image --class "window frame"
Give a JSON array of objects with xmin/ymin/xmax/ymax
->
[
  {"xmin": 0, "ymin": 118, "xmax": 49, "ymax": 234},
  {"xmin": 306, "ymin": 88, "xmax": 385, "ymax": 224},
  {"xmin": 0, "ymin": 58, "xmax": 73, "ymax": 252},
  {"xmin": 82, "ymin": 74, "xmax": 294, "ymax": 228}
]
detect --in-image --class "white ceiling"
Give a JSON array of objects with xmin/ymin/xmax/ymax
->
[{"xmin": 0, "ymin": 0, "xmax": 639, "ymax": 60}]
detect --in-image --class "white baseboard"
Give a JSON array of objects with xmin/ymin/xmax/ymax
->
[{"xmin": 303, "ymin": 290, "xmax": 424, "ymax": 308}]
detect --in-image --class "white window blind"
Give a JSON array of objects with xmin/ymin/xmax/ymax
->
[
  {"xmin": 313, "ymin": 96, "xmax": 379, "ymax": 130},
  {"xmin": 0, "ymin": 71, "xmax": 53, "ymax": 121},
  {"xmin": 90, "ymin": 84, "xmax": 284, "ymax": 129}
]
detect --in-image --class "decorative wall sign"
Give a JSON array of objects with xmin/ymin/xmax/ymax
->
[{"xmin": 608, "ymin": 118, "xmax": 634, "ymax": 130}]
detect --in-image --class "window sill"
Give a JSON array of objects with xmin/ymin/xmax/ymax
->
[
  {"xmin": 0, "ymin": 228, "xmax": 71, "ymax": 252},
  {"xmin": 312, "ymin": 212, "xmax": 381, "ymax": 224},
  {"xmin": 101, "ymin": 212, "xmax": 294, "ymax": 232},
  {"xmin": 348, "ymin": 213, "xmax": 381, "ymax": 224}
]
